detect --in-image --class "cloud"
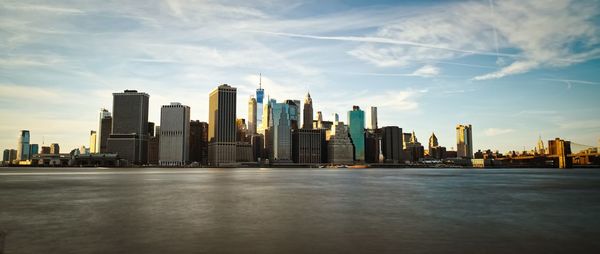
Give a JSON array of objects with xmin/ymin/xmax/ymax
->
[
  {"xmin": 411, "ymin": 65, "xmax": 439, "ymax": 77},
  {"xmin": 539, "ymin": 78, "xmax": 600, "ymax": 85},
  {"xmin": 484, "ymin": 128, "xmax": 515, "ymax": 136}
]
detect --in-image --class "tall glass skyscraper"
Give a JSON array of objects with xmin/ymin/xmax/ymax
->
[
  {"xmin": 269, "ymin": 101, "xmax": 292, "ymax": 162},
  {"xmin": 17, "ymin": 130, "xmax": 30, "ymax": 161},
  {"xmin": 348, "ymin": 106, "xmax": 365, "ymax": 161},
  {"xmin": 456, "ymin": 124, "xmax": 473, "ymax": 158},
  {"xmin": 256, "ymin": 74, "xmax": 264, "ymax": 133}
]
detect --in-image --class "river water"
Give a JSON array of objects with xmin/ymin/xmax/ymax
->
[{"xmin": 0, "ymin": 167, "xmax": 599, "ymax": 253}]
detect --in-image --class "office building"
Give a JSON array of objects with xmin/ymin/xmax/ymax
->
[
  {"xmin": 536, "ymin": 136, "xmax": 546, "ymax": 155},
  {"xmin": 236, "ymin": 118, "xmax": 248, "ymax": 142},
  {"xmin": 327, "ymin": 119, "xmax": 354, "ymax": 164},
  {"xmin": 107, "ymin": 90, "xmax": 149, "ymax": 165},
  {"xmin": 365, "ymin": 129, "xmax": 382, "ymax": 163},
  {"xmin": 29, "ymin": 144, "xmax": 39, "ymax": 156},
  {"xmin": 50, "ymin": 143, "xmax": 60, "ymax": 154},
  {"xmin": 17, "ymin": 130, "xmax": 31, "ymax": 161},
  {"xmin": 303, "ymin": 93, "xmax": 313, "ymax": 129},
  {"xmin": 381, "ymin": 126, "xmax": 403, "ymax": 163},
  {"xmin": 249, "ymin": 134, "xmax": 264, "ymax": 162},
  {"xmin": 89, "ymin": 131, "xmax": 97, "ymax": 153},
  {"xmin": 159, "ymin": 102, "xmax": 190, "ymax": 166},
  {"xmin": 428, "ymin": 133, "xmax": 445, "ymax": 159},
  {"xmin": 256, "ymin": 74, "xmax": 265, "ymax": 134},
  {"xmin": 248, "ymin": 97, "xmax": 257, "ymax": 135},
  {"xmin": 285, "ymin": 99, "xmax": 301, "ymax": 130},
  {"xmin": 293, "ymin": 129, "xmax": 326, "ymax": 164},
  {"xmin": 405, "ymin": 131, "xmax": 424, "ymax": 162},
  {"xmin": 456, "ymin": 124, "xmax": 473, "ymax": 158},
  {"xmin": 40, "ymin": 146, "xmax": 51, "ymax": 154},
  {"xmin": 348, "ymin": 106, "xmax": 365, "ymax": 161},
  {"xmin": 236, "ymin": 142, "xmax": 253, "ymax": 162},
  {"xmin": 367, "ymin": 106, "xmax": 378, "ymax": 129},
  {"xmin": 2, "ymin": 149, "xmax": 9, "ymax": 162},
  {"xmin": 269, "ymin": 101, "xmax": 292, "ymax": 163},
  {"xmin": 3, "ymin": 149, "xmax": 17, "ymax": 163},
  {"xmin": 208, "ymin": 84, "xmax": 237, "ymax": 166},
  {"xmin": 98, "ymin": 108, "xmax": 112, "ymax": 153},
  {"xmin": 548, "ymin": 138, "xmax": 572, "ymax": 168},
  {"xmin": 189, "ymin": 121, "xmax": 208, "ymax": 165}
]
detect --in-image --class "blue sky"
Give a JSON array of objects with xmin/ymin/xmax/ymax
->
[{"xmin": 1, "ymin": 0, "xmax": 599, "ymax": 153}]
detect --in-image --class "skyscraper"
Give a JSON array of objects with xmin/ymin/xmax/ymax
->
[
  {"xmin": 208, "ymin": 84, "xmax": 237, "ymax": 166},
  {"xmin": 248, "ymin": 96, "xmax": 257, "ymax": 135},
  {"xmin": 285, "ymin": 99, "xmax": 301, "ymax": 130},
  {"xmin": 292, "ymin": 129, "xmax": 326, "ymax": 164},
  {"xmin": 303, "ymin": 93, "xmax": 313, "ymax": 129},
  {"xmin": 328, "ymin": 119, "xmax": 354, "ymax": 164},
  {"xmin": 428, "ymin": 132, "xmax": 446, "ymax": 159},
  {"xmin": 17, "ymin": 130, "xmax": 30, "ymax": 161},
  {"xmin": 29, "ymin": 144, "xmax": 39, "ymax": 157},
  {"xmin": 269, "ymin": 101, "xmax": 292, "ymax": 163},
  {"xmin": 348, "ymin": 106, "xmax": 365, "ymax": 161},
  {"xmin": 107, "ymin": 90, "xmax": 149, "ymax": 165},
  {"xmin": 189, "ymin": 120, "xmax": 208, "ymax": 165},
  {"xmin": 98, "ymin": 108, "xmax": 112, "ymax": 153},
  {"xmin": 256, "ymin": 74, "xmax": 265, "ymax": 133},
  {"xmin": 456, "ymin": 124, "xmax": 473, "ymax": 158},
  {"xmin": 367, "ymin": 106, "xmax": 378, "ymax": 130},
  {"xmin": 381, "ymin": 126, "xmax": 403, "ymax": 163},
  {"xmin": 428, "ymin": 132, "xmax": 438, "ymax": 152},
  {"xmin": 90, "ymin": 131, "xmax": 97, "ymax": 153},
  {"xmin": 159, "ymin": 102, "xmax": 190, "ymax": 166},
  {"xmin": 536, "ymin": 135, "xmax": 546, "ymax": 155},
  {"xmin": 50, "ymin": 143, "xmax": 60, "ymax": 154}
]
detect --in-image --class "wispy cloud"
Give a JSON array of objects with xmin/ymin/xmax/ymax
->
[{"xmin": 484, "ymin": 128, "xmax": 515, "ymax": 136}]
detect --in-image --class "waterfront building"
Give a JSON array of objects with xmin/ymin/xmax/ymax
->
[
  {"xmin": 148, "ymin": 135, "xmax": 159, "ymax": 165},
  {"xmin": 256, "ymin": 74, "xmax": 265, "ymax": 134},
  {"xmin": 348, "ymin": 106, "xmax": 365, "ymax": 161},
  {"xmin": 269, "ymin": 101, "xmax": 292, "ymax": 163},
  {"xmin": 17, "ymin": 130, "xmax": 30, "ymax": 161},
  {"xmin": 236, "ymin": 142, "xmax": 253, "ymax": 162},
  {"xmin": 367, "ymin": 106, "xmax": 378, "ymax": 130},
  {"xmin": 293, "ymin": 129, "xmax": 326, "ymax": 164},
  {"xmin": 90, "ymin": 131, "xmax": 97, "ymax": 153},
  {"xmin": 428, "ymin": 132, "xmax": 446, "ymax": 159},
  {"xmin": 4, "ymin": 149, "xmax": 18, "ymax": 163},
  {"xmin": 107, "ymin": 90, "xmax": 150, "ymax": 165},
  {"xmin": 40, "ymin": 146, "xmax": 51, "ymax": 154},
  {"xmin": 327, "ymin": 119, "xmax": 354, "ymax": 164},
  {"xmin": 98, "ymin": 108, "xmax": 112, "ymax": 153},
  {"xmin": 365, "ymin": 128, "xmax": 382, "ymax": 163},
  {"xmin": 189, "ymin": 121, "xmax": 208, "ymax": 165},
  {"xmin": 405, "ymin": 131, "xmax": 425, "ymax": 162},
  {"xmin": 285, "ymin": 99, "xmax": 301, "ymax": 130},
  {"xmin": 248, "ymin": 97, "xmax": 257, "ymax": 135},
  {"xmin": 249, "ymin": 134, "xmax": 264, "ymax": 162},
  {"xmin": 159, "ymin": 103, "xmax": 190, "ymax": 166},
  {"xmin": 50, "ymin": 143, "xmax": 60, "ymax": 154},
  {"xmin": 548, "ymin": 138, "xmax": 573, "ymax": 168},
  {"xmin": 303, "ymin": 93, "xmax": 313, "ymax": 129},
  {"xmin": 456, "ymin": 124, "xmax": 473, "ymax": 159},
  {"xmin": 208, "ymin": 84, "xmax": 237, "ymax": 166},
  {"xmin": 29, "ymin": 144, "xmax": 39, "ymax": 157},
  {"xmin": 381, "ymin": 126, "xmax": 403, "ymax": 163}
]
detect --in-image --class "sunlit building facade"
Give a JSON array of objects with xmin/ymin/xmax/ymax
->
[
  {"xmin": 159, "ymin": 102, "xmax": 190, "ymax": 166},
  {"xmin": 17, "ymin": 130, "xmax": 30, "ymax": 161},
  {"xmin": 456, "ymin": 124, "xmax": 473, "ymax": 158},
  {"xmin": 208, "ymin": 84, "xmax": 237, "ymax": 166}
]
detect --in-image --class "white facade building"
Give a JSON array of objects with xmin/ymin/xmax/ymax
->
[{"xmin": 159, "ymin": 102, "xmax": 190, "ymax": 166}]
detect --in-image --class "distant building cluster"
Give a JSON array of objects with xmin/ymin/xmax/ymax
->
[{"xmin": 2, "ymin": 77, "xmax": 599, "ymax": 169}]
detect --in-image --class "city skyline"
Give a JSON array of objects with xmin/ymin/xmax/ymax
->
[{"xmin": 1, "ymin": 0, "xmax": 600, "ymax": 153}]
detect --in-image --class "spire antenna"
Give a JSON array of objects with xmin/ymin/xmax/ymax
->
[{"xmin": 259, "ymin": 73, "xmax": 262, "ymax": 89}]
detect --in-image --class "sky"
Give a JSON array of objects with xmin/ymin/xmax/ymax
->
[{"xmin": 1, "ymin": 0, "xmax": 600, "ymax": 153}]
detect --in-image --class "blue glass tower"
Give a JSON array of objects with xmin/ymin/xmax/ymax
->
[{"xmin": 348, "ymin": 106, "xmax": 365, "ymax": 161}]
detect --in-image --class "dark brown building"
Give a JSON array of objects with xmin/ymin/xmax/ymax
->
[{"xmin": 189, "ymin": 120, "xmax": 209, "ymax": 165}]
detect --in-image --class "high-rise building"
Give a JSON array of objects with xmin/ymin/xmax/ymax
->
[
  {"xmin": 269, "ymin": 101, "xmax": 292, "ymax": 163},
  {"xmin": 98, "ymin": 108, "xmax": 112, "ymax": 153},
  {"xmin": 405, "ymin": 131, "xmax": 424, "ymax": 162},
  {"xmin": 148, "ymin": 122, "xmax": 155, "ymax": 137},
  {"xmin": 2, "ymin": 149, "xmax": 9, "ymax": 162},
  {"xmin": 456, "ymin": 124, "xmax": 473, "ymax": 158},
  {"xmin": 159, "ymin": 103, "xmax": 190, "ymax": 166},
  {"xmin": 29, "ymin": 144, "xmax": 39, "ymax": 156},
  {"xmin": 90, "ymin": 131, "xmax": 97, "ymax": 153},
  {"xmin": 348, "ymin": 106, "xmax": 365, "ymax": 161},
  {"xmin": 248, "ymin": 96, "xmax": 257, "ymax": 135},
  {"xmin": 365, "ymin": 129, "xmax": 382, "ymax": 163},
  {"xmin": 50, "ymin": 143, "xmax": 60, "ymax": 154},
  {"xmin": 381, "ymin": 126, "xmax": 403, "ymax": 163},
  {"xmin": 236, "ymin": 118, "xmax": 248, "ymax": 142},
  {"xmin": 107, "ymin": 90, "xmax": 149, "ymax": 165},
  {"xmin": 189, "ymin": 120, "xmax": 209, "ymax": 165},
  {"xmin": 548, "ymin": 138, "xmax": 572, "ymax": 168},
  {"xmin": 536, "ymin": 135, "xmax": 546, "ymax": 155},
  {"xmin": 293, "ymin": 129, "xmax": 326, "ymax": 164},
  {"xmin": 315, "ymin": 111, "xmax": 323, "ymax": 129},
  {"xmin": 428, "ymin": 132, "xmax": 445, "ymax": 159},
  {"xmin": 285, "ymin": 99, "xmax": 301, "ymax": 131},
  {"xmin": 367, "ymin": 106, "xmax": 378, "ymax": 130},
  {"xmin": 303, "ymin": 93, "xmax": 313, "ymax": 129},
  {"xmin": 17, "ymin": 130, "xmax": 30, "ymax": 161},
  {"xmin": 256, "ymin": 74, "xmax": 265, "ymax": 134},
  {"xmin": 328, "ymin": 119, "xmax": 354, "ymax": 164},
  {"xmin": 3, "ymin": 149, "xmax": 17, "ymax": 163},
  {"xmin": 208, "ymin": 84, "xmax": 237, "ymax": 166}
]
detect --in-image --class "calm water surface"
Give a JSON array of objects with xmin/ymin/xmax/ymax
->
[{"xmin": 0, "ymin": 167, "xmax": 599, "ymax": 254}]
